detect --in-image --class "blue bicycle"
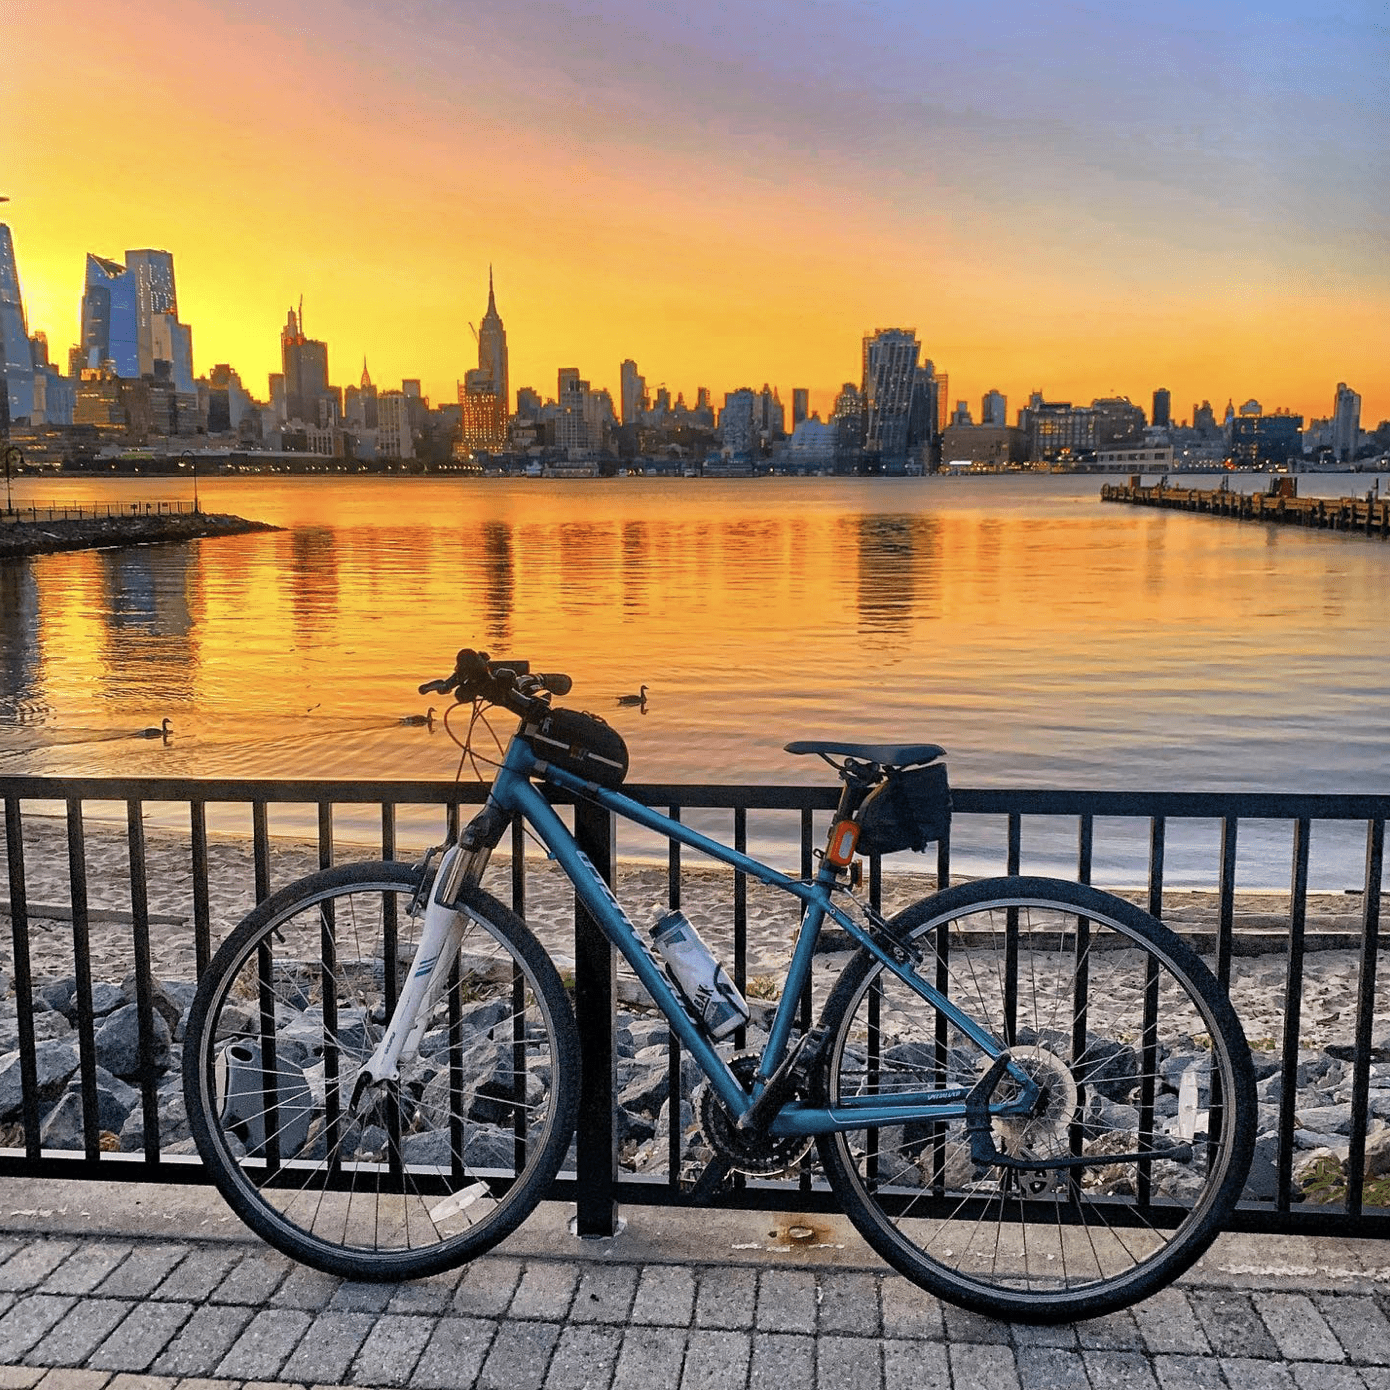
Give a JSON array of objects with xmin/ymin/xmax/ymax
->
[{"xmin": 184, "ymin": 650, "xmax": 1256, "ymax": 1323}]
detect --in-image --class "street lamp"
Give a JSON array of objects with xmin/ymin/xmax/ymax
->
[
  {"xmin": 2, "ymin": 444, "xmax": 20, "ymax": 517},
  {"xmin": 182, "ymin": 451, "xmax": 200, "ymax": 513}
]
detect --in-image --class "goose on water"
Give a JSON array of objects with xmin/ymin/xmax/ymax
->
[
  {"xmin": 615, "ymin": 686, "xmax": 649, "ymax": 707},
  {"xmin": 135, "ymin": 718, "xmax": 172, "ymax": 739},
  {"xmin": 401, "ymin": 707, "xmax": 437, "ymax": 728}
]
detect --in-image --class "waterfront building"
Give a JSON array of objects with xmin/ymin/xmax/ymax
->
[
  {"xmin": 1193, "ymin": 400, "xmax": 1218, "ymax": 436},
  {"xmin": 784, "ymin": 417, "xmax": 836, "ymax": 470},
  {"xmin": 950, "ymin": 400, "xmax": 973, "ymax": 426},
  {"xmin": 460, "ymin": 369, "xmax": 506, "ymax": 454},
  {"xmin": 280, "ymin": 306, "xmax": 331, "ymax": 426},
  {"xmin": 125, "ymin": 249, "xmax": 195, "ymax": 394},
  {"xmin": 344, "ymin": 360, "xmax": 378, "ymax": 430},
  {"xmin": 981, "ymin": 389, "xmax": 1007, "ymax": 427},
  {"xmin": 376, "ymin": 391, "xmax": 414, "ymax": 459},
  {"xmin": 557, "ymin": 369, "xmax": 599, "ymax": 454},
  {"xmin": 719, "ymin": 388, "xmax": 756, "ymax": 458},
  {"xmin": 1020, "ymin": 394, "xmax": 1099, "ymax": 462},
  {"xmin": 862, "ymin": 328, "xmax": 919, "ymax": 470},
  {"xmin": 1092, "ymin": 442, "xmax": 1175, "ymax": 473},
  {"xmin": 79, "ymin": 254, "xmax": 140, "ymax": 377},
  {"xmin": 620, "ymin": 359, "xmax": 646, "ymax": 426},
  {"xmin": 1228, "ymin": 410, "xmax": 1303, "ymax": 468},
  {"xmin": 1152, "ymin": 387, "xmax": 1171, "ymax": 430},
  {"xmin": 940, "ymin": 423, "xmax": 1025, "ymax": 469},
  {"xmin": 792, "ymin": 388, "xmax": 809, "ymax": 428},
  {"xmin": 1332, "ymin": 382, "xmax": 1361, "ymax": 462},
  {"xmin": 476, "ymin": 269, "xmax": 508, "ymax": 416},
  {"xmin": 1092, "ymin": 396, "xmax": 1146, "ymax": 447},
  {"xmin": 832, "ymin": 382, "xmax": 865, "ymax": 474},
  {"xmin": 0, "ymin": 223, "xmax": 35, "ymax": 427}
]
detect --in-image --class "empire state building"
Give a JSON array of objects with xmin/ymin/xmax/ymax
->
[
  {"xmin": 477, "ymin": 268, "xmax": 508, "ymax": 413},
  {"xmin": 460, "ymin": 269, "xmax": 509, "ymax": 453}
]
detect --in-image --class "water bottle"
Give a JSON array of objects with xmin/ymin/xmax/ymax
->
[{"xmin": 649, "ymin": 910, "xmax": 749, "ymax": 1040}]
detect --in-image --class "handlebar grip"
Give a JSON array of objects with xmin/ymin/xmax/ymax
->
[
  {"xmin": 418, "ymin": 678, "xmax": 454, "ymax": 695},
  {"xmin": 539, "ymin": 673, "xmax": 572, "ymax": 696}
]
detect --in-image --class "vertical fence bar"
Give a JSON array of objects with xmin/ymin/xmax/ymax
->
[
  {"xmin": 1070, "ymin": 816, "xmax": 1093, "ymax": 1172},
  {"xmin": 1275, "ymin": 818, "xmax": 1311, "ymax": 1213},
  {"xmin": 936, "ymin": 826, "xmax": 950, "ymax": 891},
  {"xmin": 1137, "ymin": 817, "xmax": 1166, "ymax": 1206},
  {"xmin": 1210, "ymin": 818, "xmax": 1239, "ymax": 1169},
  {"xmin": 510, "ymin": 816, "xmax": 525, "ymax": 917},
  {"xmin": 4, "ymin": 799, "xmax": 41, "ymax": 1161},
  {"xmin": 318, "ymin": 802, "xmax": 333, "ymax": 872},
  {"xmin": 1004, "ymin": 812, "xmax": 1021, "ymax": 1046},
  {"xmin": 252, "ymin": 802, "xmax": 271, "ymax": 903},
  {"xmin": 733, "ymin": 808, "xmax": 748, "ymax": 1051},
  {"xmin": 190, "ymin": 800, "xmax": 211, "ymax": 977},
  {"xmin": 573, "ymin": 797, "xmax": 618, "ymax": 1236},
  {"xmin": 64, "ymin": 801, "xmax": 100, "ymax": 1161},
  {"xmin": 1345, "ymin": 818, "xmax": 1384, "ymax": 1216},
  {"xmin": 666, "ymin": 806, "xmax": 683, "ymax": 1187},
  {"xmin": 125, "ymin": 801, "xmax": 160, "ymax": 1165},
  {"xmin": 382, "ymin": 803, "xmax": 397, "ymax": 863},
  {"xmin": 799, "ymin": 808, "xmax": 814, "ymax": 1034}
]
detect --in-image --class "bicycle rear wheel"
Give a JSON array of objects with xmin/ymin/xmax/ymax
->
[
  {"xmin": 183, "ymin": 862, "xmax": 579, "ymax": 1281},
  {"xmin": 816, "ymin": 876, "xmax": 1255, "ymax": 1323}
]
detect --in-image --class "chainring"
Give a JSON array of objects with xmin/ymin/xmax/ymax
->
[{"xmin": 696, "ymin": 1054, "xmax": 815, "ymax": 1177}]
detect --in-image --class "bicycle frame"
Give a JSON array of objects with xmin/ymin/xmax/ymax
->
[{"xmin": 430, "ymin": 732, "xmax": 1038, "ymax": 1138}]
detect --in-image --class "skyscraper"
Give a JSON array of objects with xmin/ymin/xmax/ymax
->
[
  {"xmin": 1332, "ymin": 382, "xmax": 1361, "ymax": 462},
  {"xmin": 476, "ymin": 268, "xmax": 508, "ymax": 415},
  {"xmin": 1152, "ymin": 387, "xmax": 1172, "ymax": 430},
  {"xmin": 280, "ymin": 305, "xmax": 330, "ymax": 425},
  {"xmin": 981, "ymin": 389, "xmax": 1007, "ymax": 427},
  {"xmin": 80, "ymin": 254, "xmax": 140, "ymax": 376},
  {"xmin": 862, "ymin": 328, "xmax": 920, "ymax": 469},
  {"xmin": 792, "ymin": 388, "xmax": 809, "ymax": 428},
  {"xmin": 126, "ymin": 249, "xmax": 195, "ymax": 394},
  {"xmin": 0, "ymin": 224, "xmax": 35, "ymax": 428},
  {"xmin": 620, "ymin": 359, "xmax": 645, "ymax": 426}
]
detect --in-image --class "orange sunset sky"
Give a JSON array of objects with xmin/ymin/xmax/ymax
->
[{"xmin": 4, "ymin": 0, "xmax": 1388, "ymax": 424}]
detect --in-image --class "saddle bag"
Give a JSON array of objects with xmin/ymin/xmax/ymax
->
[
  {"xmin": 855, "ymin": 761, "xmax": 952, "ymax": 856},
  {"xmin": 522, "ymin": 707, "xmax": 630, "ymax": 788}
]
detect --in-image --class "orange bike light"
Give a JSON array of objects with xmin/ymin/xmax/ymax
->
[{"xmin": 826, "ymin": 819, "xmax": 860, "ymax": 868}]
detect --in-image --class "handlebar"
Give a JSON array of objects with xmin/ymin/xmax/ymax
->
[{"xmin": 418, "ymin": 649, "xmax": 571, "ymax": 713}]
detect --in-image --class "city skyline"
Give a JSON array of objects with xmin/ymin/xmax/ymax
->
[{"xmin": 4, "ymin": 1, "xmax": 1386, "ymax": 422}]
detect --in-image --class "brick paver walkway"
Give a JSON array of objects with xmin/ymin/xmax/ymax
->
[{"xmin": 0, "ymin": 1229, "xmax": 1385, "ymax": 1389}]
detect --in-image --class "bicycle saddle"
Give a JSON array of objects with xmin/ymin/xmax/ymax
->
[{"xmin": 784, "ymin": 740, "xmax": 946, "ymax": 768}]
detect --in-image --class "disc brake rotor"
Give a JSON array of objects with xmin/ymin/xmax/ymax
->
[{"xmin": 992, "ymin": 1044, "xmax": 1080, "ymax": 1154}]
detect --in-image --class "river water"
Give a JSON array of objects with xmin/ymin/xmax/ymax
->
[{"xmin": 1, "ymin": 471, "xmax": 1387, "ymax": 888}]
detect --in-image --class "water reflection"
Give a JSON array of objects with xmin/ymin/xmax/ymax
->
[
  {"xmin": 480, "ymin": 521, "xmax": 514, "ymax": 647},
  {"xmin": 854, "ymin": 514, "xmax": 940, "ymax": 637},
  {"xmin": 286, "ymin": 528, "xmax": 338, "ymax": 643},
  {"xmin": 98, "ymin": 544, "xmax": 199, "ymax": 703},
  {"xmin": 0, "ymin": 560, "xmax": 42, "ymax": 712}
]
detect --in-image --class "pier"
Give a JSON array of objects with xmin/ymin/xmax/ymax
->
[{"xmin": 1101, "ymin": 476, "xmax": 1390, "ymax": 539}]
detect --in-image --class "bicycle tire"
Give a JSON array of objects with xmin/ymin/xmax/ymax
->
[
  {"xmin": 815, "ymin": 875, "xmax": 1255, "ymax": 1323},
  {"xmin": 183, "ymin": 861, "xmax": 579, "ymax": 1281}
]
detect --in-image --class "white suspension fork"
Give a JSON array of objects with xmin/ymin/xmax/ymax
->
[{"xmin": 358, "ymin": 845, "xmax": 472, "ymax": 1087}]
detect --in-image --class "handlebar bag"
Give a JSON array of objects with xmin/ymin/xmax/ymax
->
[
  {"xmin": 523, "ymin": 707, "xmax": 630, "ymax": 788},
  {"xmin": 855, "ymin": 762, "xmax": 951, "ymax": 856}
]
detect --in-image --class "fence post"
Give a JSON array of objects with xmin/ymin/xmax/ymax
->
[{"xmin": 573, "ymin": 797, "xmax": 619, "ymax": 1237}]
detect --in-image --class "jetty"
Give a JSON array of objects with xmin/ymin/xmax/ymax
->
[
  {"xmin": 1101, "ymin": 475, "xmax": 1390, "ymax": 539},
  {"xmin": 0, "ymin": 507, "xmax": 279, "ymax": 559}
]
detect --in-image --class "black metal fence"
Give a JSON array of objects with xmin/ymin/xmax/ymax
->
[
  {"xmin": 0, "ymin": 500, "xmax": 198, "ymax": 524},
  {"xmin": 0, "ymin": 775, "xmax": 1385, "ymax": 1239}
]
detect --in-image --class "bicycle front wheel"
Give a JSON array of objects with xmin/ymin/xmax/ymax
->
[
  {"xmin": 183, "ymin": 862, "xmax": 579, "ymax": 1281},
  {"xmin": 816, "ymin": 876, "xmax": 1255, "ymax": 1323}
]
